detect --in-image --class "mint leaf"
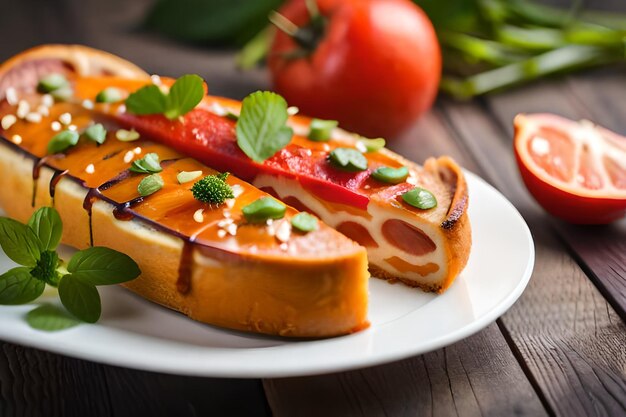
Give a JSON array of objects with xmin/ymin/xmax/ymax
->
[
  {"xmin": 0, "ymin": 217, "xmax": 42, "ymax": 266},
  {"xmin": 0, "ymin": 267, "xmax": 45, "ymax": 305},
  {"xmin": 26, "ymin": 304, "xmax": 81, "ymax": 331},
  {"xmin": 129, "ymin": 153, "xmax": 163, "ymax": 174},
  {"xmin": 27, "ymin": 207, "xmax": 63, "ymax": 251},
  {"xmin": 164, "ymin": 74, "xmax": 204, "ymax": 119},
  {"xmin": 67, "ymin": 247, "xmax": 141, "ymax": 286},
  {"xmin": 125, "ymin": 75, "xmax": 205, "ymax": 120},
  {"xmin": 236, "ymin": 91, "xmax": 293, "ymax": 162},
  {"xmin": 125, "ymin": 84, "xmax": 168, "ymax": 115},
  {"xmin": 58, "ymin": 275, "xmax": 101, "ymax": 323}
]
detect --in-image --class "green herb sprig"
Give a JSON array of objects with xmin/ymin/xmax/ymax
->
[
  {"xmin": 125, "ymin": 74, "xmax": 205, "ymax": 120},
  {"xmin": 236, "ymin": 91, "xmax": 293, "ymax": 162},
  {"xmin": 0, "ymin": 207, "xmax": 141, "ymax": 331}
]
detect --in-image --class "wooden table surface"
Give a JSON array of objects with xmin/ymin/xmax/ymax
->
[{"xmin": 0, "ymin": 0, "xmax": 625, "ymax": 416}]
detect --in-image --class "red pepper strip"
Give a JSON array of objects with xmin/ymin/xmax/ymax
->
[{"xmin": 116, "ymin": 109, "xmax": 371, "ymax": 209}]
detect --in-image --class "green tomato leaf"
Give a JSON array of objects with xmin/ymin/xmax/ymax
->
[
  {"xmin": 0, "ymin": 267, "xmax": 45, "ymax": 305},
  {"xmin": 0, "ymin": 217, "xmax": 42, "ymax": 266},
  {"xmin": 164, "ymin": 74, "xmax": 205, "ymax": 119},
  {"xmin": 236, "ymin": 91, "xmax": 293, "ymax": 162},
  {"xmin": 27, "ymin": 207, "xmax": 63, "ymax": 251},
  {"xmin": 125, "ymin": 84, "xmax": 168, "ymax": 115},
  {"xmin": 67, "ymin": 247, "xmax": 141, "ymax": 286},
  {"xmin": 58, "ymin": 275, "xmax": 101, "ymax": 323},
  {"xmin": 26, "ymin": 304, "xmax": 81, "ymax": 331}
]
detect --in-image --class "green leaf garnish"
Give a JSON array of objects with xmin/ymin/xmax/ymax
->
[
  {"xmin": 357, "ymin": 137, "xmax": 386, "ymax": 153},
  {"xmin": 0, "ymin": 217, "xmax": 42, "ymax": 267},
  {"xmin": 402, "ymin": 187, "xmax": 438, "ymax": 210},
  {"xmin": 58, "ymin": 275, "xmax": 101, "ymax": 323},
  {"xmin": 371, "ymin": 166, "xmax": 409, "ymax": 184},
  {"xmin": 47, "ymin": 130, "xmax": 80, "ymax": 154},
  {"xmin": 290, "ymin": 212, "xmax": 318, "ymax": 233},
  {"xmin": 242, "ymin": 197, "xmax": 286, "ymax": 223},
  {"xmin": 67, "ymin": 247, "xmax": 141, "ymax": 286},
  {"xmin": 129, "ymin": 153, "xmax": 163, "ymax": 174},
  {"xmin": 177, "ymin": 170, "xmax": 203, "ymax": 184},
  {"xmin": 191, "ymin": 172, "xmax": 234, "ymax": 204},
  {"xmin": 0, "ymin": 267, "xmax": 45, "ymax": 305},
  {"xmin": 27, "ymin": 207, "xmax": 63, "ymax": 251},
  {"xmin": 95, "ymin": 87, "xmax": 124, "ymax": 103},
  {"xmin": 26, "ymin": 304, "xmax": 81, "ymax": 331},
  {"xmin": 37, "ymin": 73, "xmax": 68, "ymax": 94},
  {"xmin": 328, "ymin": 148, "xmax": 368, "ymax": 172},
  {"xmin": 308, "ymin": 119, "xmax": 338, "ymax": 142},
  {"xmin": 83, "ymin": 123, "xmax": 107, "ymax": 144},
  {"xmin": 137, "ymin": 173, "xmax": 164, "ymax": 197},
  {"xmin": 125, "ymin": 74, "xmax": 204, "ymax": 120},
  {"xmin": 236, "ymin": 91, "xmax": 293, "ymax": 162},
  {"xmin": 50, "ymin": 87, "xmax": 74, "ymax": 102}
]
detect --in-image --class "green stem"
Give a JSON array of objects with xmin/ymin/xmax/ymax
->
[{"xmin": 236, "ymin": 26, "xmax": 274, "ymax": 70}]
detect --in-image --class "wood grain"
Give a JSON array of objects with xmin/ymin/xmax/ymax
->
[
  {"xmin": 442, "ymin": 94, "xmax": 626, "ymax": 416},
  {"xmin": 265, "ymin": 324, "xmax": 546, "ymax": 417},
  {"xmin": 0, "ymin": 342, "xmax": 270, "ymax": 417}
]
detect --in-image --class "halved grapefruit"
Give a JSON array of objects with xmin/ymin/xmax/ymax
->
[{"xmin": 514, "ymin": 113, "xmax": 626, "ymax": 224}]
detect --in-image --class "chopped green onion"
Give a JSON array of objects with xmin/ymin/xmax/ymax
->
[
  {"xmin": 308, "ymin": 118, "xmax": 338, "ymax": 142},
  {"xmin": 357, "ymin": 137, "xmax": 386, "ymax": 153},
  {"xmin": 95, "ymin": 87, "xmax": 124, "ymax": 103},
  {"xmin": 290, "ymin": 212, "xmax": 318, "ymax": 233},
  {"xmin": 137, "ymin": 174, "xmax": 164, "ymax": 197},
  {"xmin": 371, "ymin": 166, "xmax": 409, "ymax": 184},
  {"xmin": 47, "ymin": 130, "xmax": 79, "ymax": 154},
  {"xmin": 50, "ymin": 87, "xmax": 74, "ymax": 102},
  {"xmin": 129, "ymin": 153, "xmax": 162, "ymax": 174},
  {"xmin": 177, "ymin": 170, "xmax": 203, "ymax": 184},
  {"xmin": 115, "ymin": 129, "xmax": 140, "ymax": 142},
  {"xmin": 225, "ymin": 111, "xmax": 239, "ymax": 121},
  {"xmin": 83, "ymin": 123, "xmax": 107, "ymax": 144},
  {"xmin": 37, "ymin": 73, "xmax": 68, "ymax": 94},
  {"xmin": 242, "ymin": 197, "xmax": 286, "ymax": 223},
  {"xmin": 402, "ymin": 187, "xmax": 437, "ymax": 210},
  {"xmin": 328, "ymin": 147, "xmax": 368, "ymax": 172}
]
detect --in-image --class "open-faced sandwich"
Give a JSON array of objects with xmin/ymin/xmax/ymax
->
[{"xmin": 0, "ymin": 45, "xmax": 471, "ymax": 337}]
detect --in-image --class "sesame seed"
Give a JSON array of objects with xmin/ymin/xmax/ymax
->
[
  {"xmin": 51, "ymin": 121, "xmax": 62, "ymax": 131},
  {"xmin": 16, "ymin": 101, "xmax": 29, "ymax": 119},
  {"xmin": 5, "ymin": 88, "xmax": 18, "ymax": 106},
  {"xmin": 226, "ymin": 199, "xmax": 235, "ymax": 209},
  {"xmin": 82, "ymin": 99, "xmax": 94, "ymax": 110},
  {"xmin": 217, "ymin": 218, "xmax": 234, "ymax": 228},
  {"xmin": 279, "ymin": 243, "xmax": 288, "ymax": 251},
  {"xmin": 275, "ymin": 220, "xmax": 291, "ymax": 243},
  {"xmin": 355, "ymin": 141, "xmax": 367, "ymax": 153},
  {"xmin": 1, "ymin": 114, "xmax": 17, "ymax": 130},
  {"xmin": 364, "ymin": 184, "xmax": 371, "ymax": 190},
  {"xmin": 193, "ymin": 208, "xmax": 205, "ymax": 223},
  {"xmin": 266, "ymin": 219, "xmax": 274, "ymax": 226},
  {"xmin": 117, "ymin": 105, "xmax": 126, "ymax": 114},
  {"xmin": 68, "ymin": 124, "xmax": 77, "ymax": 131},
  {"xmin": 287, "ymin": 106, "xmax": 299, "ymax": 116},
  {"xmin": 123, "ymin": 150, "xmax": 134, "ymax": 163},
  {"xmin": 85, "ymin": 164, "xmax": 95, "ymax": 174},
  {"xmin": 322, "ymin": 144, "xmax": 330, "ymax": 152},
  {"xmin": 226, "ymin": 223, "xmax": 237, "ymax": 236},
  {"xmin": 41, "ymin": 94, "xmax": 54, "ymax": 107},
  {"xmin": 223, "ymin": 210, "xmax": 231, "ymax": 218},
  {"xmin": 59, "ymin": 112, "xmax": 72, "ymax": 125},
  {"xmin": 11, "ymin": 134, "xmax": 22, "ymax": 144},
  {"xmin": 231, "ymin": 184, "xmax": 244, "ymax": 198},
  {"xmin": 217, "ymin": 229, "xmax": 227, "ymax": 238},
  {"xmin": 36, "ymin": 105, "xmax": 49, "ymax": 117},
  {"xmin": 133, "ymin": 147, "xmax": 142, "ymax": 154},
  {"xmin": 151, "ymin": 74, "xmax": 162, "ymax": 86},
  {"xmin": 25, "ymin": 112, "xmax": 42, "ymax": 123}
]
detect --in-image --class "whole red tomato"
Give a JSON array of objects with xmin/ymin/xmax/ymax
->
[{"xmin": 268, "ymin": 0, "xmax": 441, "ymax": 139}]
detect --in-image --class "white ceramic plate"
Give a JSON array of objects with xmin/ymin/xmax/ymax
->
[{"xmin": 0, "ymin": 172, "xmax": 534, "ymax": 378}]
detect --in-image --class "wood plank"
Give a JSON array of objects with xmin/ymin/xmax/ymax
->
[
  {"xmin": 265, "ymin": 323, "xmax": 546, "ymax": 417},
  {"xmin": 478, "ymin": 72, "xmax": 626, "ymax": 321},
  {"xmin": 263, "ymin": 108, "xmax": 547, "ymax": 417},
  {"xmin": 441, "ymin": 89, "xmax": 626, "ymax": 416},
  {"xmin": 0, "ymin": 342, "xmax": 271, "ymax": 417}
]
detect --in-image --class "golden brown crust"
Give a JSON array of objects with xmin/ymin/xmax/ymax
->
[{"xmin": 369, "ymin": 264, "xmax": 444, "ymax": 293}]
